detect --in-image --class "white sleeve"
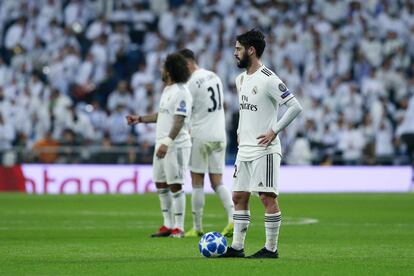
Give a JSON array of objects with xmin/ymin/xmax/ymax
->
[
  {"xmin": 265, "ymin": 75, "xmax": 295, "ymax": 105},
  {"xmin": 173, "ymin": 90, "xmax": 191, "ymax": 117},
  {"xmin": 271, "ymin": 97, "xmax": 303, "ymax": 134}
]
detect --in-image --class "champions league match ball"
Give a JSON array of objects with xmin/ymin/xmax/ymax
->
[{"xmin": 198, "ymin": 232, "xmax": 227, "ymax": 257}]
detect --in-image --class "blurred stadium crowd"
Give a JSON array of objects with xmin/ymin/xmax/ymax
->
[{"xmin": 0, "ymin": 0, "xmax": 413, "ymax": 165}]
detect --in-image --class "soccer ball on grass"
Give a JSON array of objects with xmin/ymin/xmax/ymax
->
[{"xmin": 198, "ymin": 232, "xmax": 227, "ymax": 257}]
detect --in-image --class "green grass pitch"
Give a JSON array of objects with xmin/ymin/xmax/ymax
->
[{"xmin": 0, "ymin": 193, "xmax": 414, "ymax": 275}]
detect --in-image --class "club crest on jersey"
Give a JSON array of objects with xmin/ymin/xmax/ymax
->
[
  {"xmin": 176, "ymin": 100, "xmax": 187, "ymax": 112},
  {"xmin": 252, "ymin": 86, "xmax": 258, "ymax": 95}
]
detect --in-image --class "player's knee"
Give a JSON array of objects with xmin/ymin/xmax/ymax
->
[
  {"xmin": 211, "ymin": 182, "xmax": 220, "ymax": 191},
  {"xmin": 192, "ymin": 182, "xmax": 203, "ymax": 188},
  {"xmin": 232, "ymin": 193, "xmax": 241, "ymax": 204},
  {"xmin": 259, "ymin": 193, "xmax": 277, "ymax": 208},
  {"xmin": 169, "ymin": 184, "xmax": 182, "ymax": 193},
  {"xmin": 232, "ymin": 192, "xmax": 247, "ymax": 206},
  {"xmin": 209, "ymin": 174, "xmax": 222, "ymax": 191}
]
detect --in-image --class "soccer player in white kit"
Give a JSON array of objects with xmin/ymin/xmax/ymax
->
[
  {"xmin": 178, "ymin": 49, "xmax": 234, "ymax": 238},
  {"xmin": 126, "ymin": 53, "xmax": 192, "ymax": 238},
  {"xmin": 220, "ymin": 29, "xmax": 303, "ymax": 258}
]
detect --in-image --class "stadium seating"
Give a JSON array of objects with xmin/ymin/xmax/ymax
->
[{"xmin": 0, "ymin": 0, "xmax": 413, "ymax": 165}]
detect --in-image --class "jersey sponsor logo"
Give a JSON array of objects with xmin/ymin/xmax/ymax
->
[
  {"xmin": 278, "ymin": 83, "xmax": 287, "ymax": 92},
  {"xmin": 281, "ymin": 91, "xmax": 291, "ymax": 99},
  {"xmin": 240, "ymin": 95, "xmax": 258, "ymax": 111},
  {"xmin": 240, "ymin": 103, "xmax": 257, "ymax": 111},
  {"xmin": 176, "ymin": 100, "xmax": 187, "ymax": 112}
]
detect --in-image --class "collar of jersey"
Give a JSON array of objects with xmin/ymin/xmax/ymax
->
[{"xmin": 245, "ymin": 64, "xmax": 265, "ymax": 79}]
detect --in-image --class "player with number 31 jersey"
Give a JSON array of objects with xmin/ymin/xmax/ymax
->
[
  {"xmin": 187, "ymin": 68, "xmax": 226, "ymax": 142},
  {"xmin": 179, "ymin": 49, "xmax": 234, "ymax": 238}
]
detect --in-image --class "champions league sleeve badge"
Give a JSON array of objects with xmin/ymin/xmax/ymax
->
[
  {"xmin": 176, "ymin": 100, "xmax": 187, "ymax": 112},
  {"xmin": 278, "ymin": 83, "xmax": 287, "ymax": 92},
  {"xmin": 278, "ymin": 83, "xmax": 291, "ymax": 99}
]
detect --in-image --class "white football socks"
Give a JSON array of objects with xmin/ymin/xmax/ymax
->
[
  {"xmin": 191, "ymin": 187, "xmax": 204, "ymax": 231},
  {"xmin": 171, "ymin": 190, "xmax": 186, "ymax": 231},
  {"xmin": 231, "ymin": 210, "xmax": 250, "ymax": 250},
  {"xmin": 215, "ymin": 184, "xmax": 234, "ymax": 223},
  {"xmin": 157, "ymin": 188, "xmax": 173, "ymax": 229},
  {"xmin": 265, "ymin": 212, "xmax": 282, "ymax": 252}
]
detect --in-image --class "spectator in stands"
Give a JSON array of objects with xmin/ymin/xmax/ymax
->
[
  {"xmin": 107, "ymin": 103, "xmax": 130, "ymax": 145},
  {"xmin": 58, "ymin": 128, "xmax": 79, "ymax": 163},
  {"xmin": 396, "ymin": 95, "xmax": 414, "ymax": 163},
  {"xmin": 339, "ymin": 123, "xmax": 366, "ymax": 165},
  {"xmin": 32, "ymin": 130, "xmax": 59, "ymax": 163},
  {"xmin": 107, "ymin": 80, "xmax": 133, "ymax": 112},
  {"xmin": 0, "ymin": 113, "xmax": 15, "ymax": 154},
  {"xmin": 375, "ymin": 121, "xmax": 395, "ymax": 165},
  {"xmin": 134, "ymin": 103, "xmax": 156, "ymax": 163},
  {"xmin": 91, "ymin": 133, "xmax": 116, "ymax": 164},
  {"xmin": 287, "ymin": 132, "xmax": 312, "ymax": 165},
  {"xmin": 86, "ymin": 100, "xmax": 108, "ymax": 142}
]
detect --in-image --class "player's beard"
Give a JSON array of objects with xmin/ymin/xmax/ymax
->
[{"xmin": 236, "ymin": 52, "xmax": 250, "ymax": 69}]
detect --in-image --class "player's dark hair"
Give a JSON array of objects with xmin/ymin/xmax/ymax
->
[
  {"xmin": 164, "ymin": 53, "xmax": 191, "ymax": 83},
  {"xmin": 236, "ymin": 29, "xmax": 266, "ymax": 58},
  {"xmin": 178, "ymin": 48, "xmax": 196, "ymax": 61}
]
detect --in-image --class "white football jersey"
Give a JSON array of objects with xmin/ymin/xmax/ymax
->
[
  {"xmin": 236, "ymin": 65, "xmax": 294, "ymax": 161},
  {"xmin": 156, "ymin": 83, "xmax": 192, "ymax": 148},
  {"xmin": 187, "ymin": 68, "xmax": 226, "ymax": 141}
]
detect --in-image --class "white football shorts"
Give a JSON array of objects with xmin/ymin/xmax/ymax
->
[
  {"xmin": 190, "ymin": 138, "xmax": 226, "ymax": 174},
  {"xmin": 153, "ymin": 146, "xmax": 190, "ymax": 185},
  {"xmin": 233, "ymin": 153, "xmax": 281, "ymax": 195}
]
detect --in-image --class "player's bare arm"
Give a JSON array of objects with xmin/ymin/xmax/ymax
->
[
  {"xmin": 126, "ymin": 113, "xmax": 158, "ymax": 125},
  {"xmin": 168, "ymin": 114, "xmax": 186, "ymax": 141},
  {"xmin": 257, "ymin": 97, "xmax": 303, "ymax": 147},
  {"xmin": 156, "ymin": 115, "xmax": 185, "ymax": 158}
]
